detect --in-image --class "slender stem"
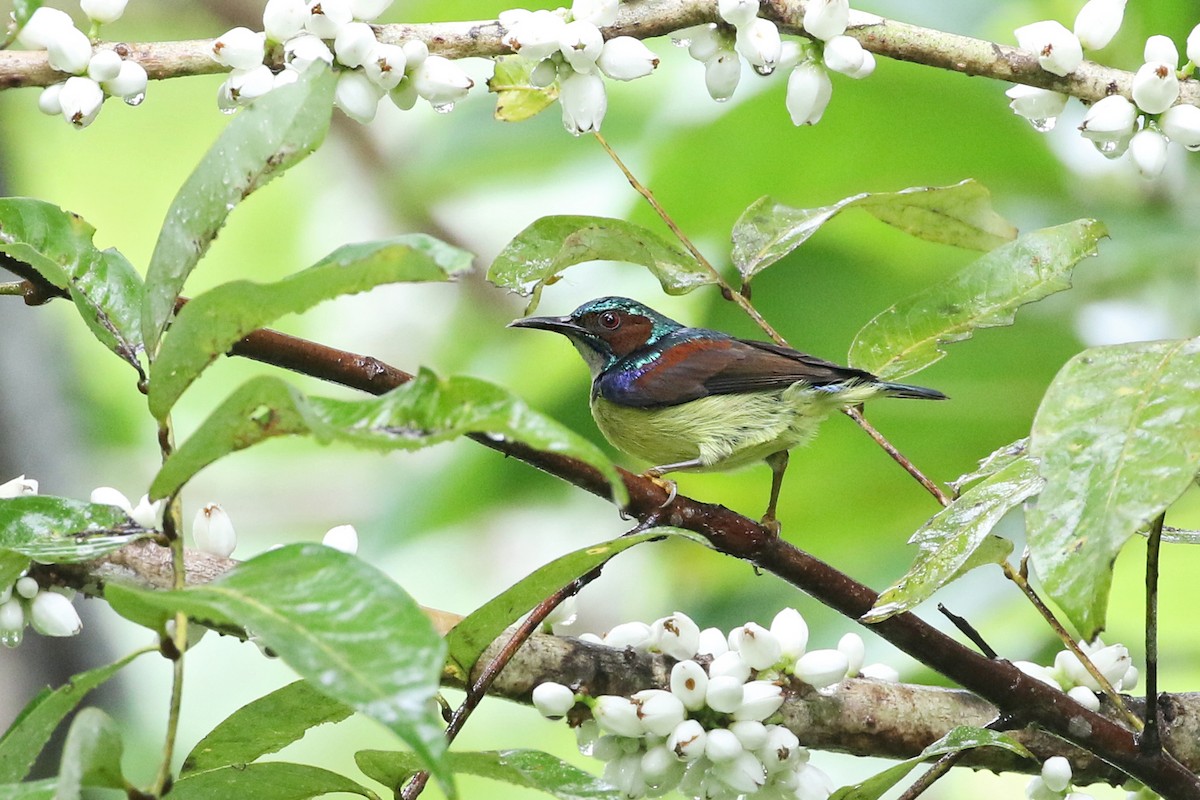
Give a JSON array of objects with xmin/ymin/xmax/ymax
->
[
  {"xmin": 1143, "ymin": 513, "xmax": 1164, "ymax": 754},
  {"xmin": 898, "ymin": 714, "xmax": 1014, "ymax": 800},
  {"xmin": 1002, "ymin": 562, "xmax": 1143, "ymax": 731},
  {"xmin": 399, "ymin": 568, "xmax": 606, "ymax": 799},
  {"xmin": 0, "ymin": 281, "xmax": 26, "ymax": 295},
  {"xmin": 844, "ymin": 406, "xmax": 949, "ymax": 506},
  {"xmin": 937, "ymin": 603, "xmax": 996, "ymax": 659}
]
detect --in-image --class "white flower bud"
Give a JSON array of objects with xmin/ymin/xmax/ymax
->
[
  {"xmin": 1189, "ymin": 24, "xmax": 1200, "ymax": 65},
  {"xmin": 103, "ymin": 59, "xmax": 148, "ymax": 103},
  {"xmin": 759, "ymin": 724, "xmax": 802, "ymax": 772},
  {"xmin": 803, "ymin": 0, "xmax": 849, "ymax": 41},
  {"xmin": 1074, "ymin": 0, "xmax": 1125, "ymax": 50},
  {"xmin": 650, "ymin": 611, "xmax": 700, "ymax": 660},
  {"xmin": 59, "ymin": 76, "xmax": 104, "ymax": 128},
  {"xmin": 1027, "ymin": 776, "xmax": 1059, "ymax": 800},
  {"xmin": 559, "ymin": 19, "xmax": 604, "ymax": 73},
  {"xmin": 770, "ymin": 609, "xmax": 808, "ymax": 661},
  {"xmin": 30, "ymin": 591, "xmax": 82, "ymax": 637},
  {"xmin": 735, "ymin": 17, "xmax": 782, "ymax": 73},
  {"xmin": 853, "ymin": 48, "xmax": 877, "ymax": 78},
  {"xmin": 714, "ymin": 751, "xmax": 766, "ymax": 793},
  {"xmin": 640, "ymin": 743, "xmax": 682, "ymax": 787},
  {"xmin": 822, "ymin": 34, "xmax": 864, "ymax": 76},
  {"xmin": 216, "ymin": 79, "xmax": 238, "ymax": 113},
  {"xmin": 1067, "ymin": 685, "xmax": 1101, "ymax": 711},
  {"xmin": 211, "ymin": 27, "xmax": 266, "ymax": 70},
  {"xmin": 80, "ymin": 0, "xmax": 128, "ymax": 25},
  {"xmin": 794, "ymin": 761, "xmax": 835, "ymax": 798},
  {"xmin": 0, "ymin": 599, "xmax": 25, "ymax": 634},
  {"xmin": 412, "ymin": 54, "xmax": 474, "ymax": 109},
  {"xmin": 860, "ymin": 662, "xmax": 900, "ymax": 682},
  {"xmin": 87, "ymin": 49, "xmax": 123, "ymax": 82},
  {"xmin": 684, "ymin": 24, "xmax": 721, "ymax": 63},
  {"xmin": 38, "ymin": 84, "xmax": 64, "ymax": 115},
  {"xmin": 632, "ymin": 688, "xmax": 686, "ymax": 736},
  {"xmin": 730, "ymin": 622, "xmax": 782, "ymax": 670},
  {"xmin": 704, "ymin": 727, "xmax": 744, "ymax": 762},
  {"xmin": 348, "ymin": 0, "xmax": 392, "ymax": 20},
  {"xmin": 0, "ymin": 475, "xmax": 38, "ymax": 498},
  {"xmin": 709, "ymin": 650, "xmax": 752, "ymax": 682},
  {"xmin": 363, "ymin": 43, "xmax": 406, "ymax": 89},
  {"xmin": 558, "ymin": 68, "xmax": 605, "ymax": 133},
  {"xmin": 532, "ymin": 681, "xmax": 576, "ymax": 719},
  {"xmin": 192, "ymin": 503, "xmax": 237, "ymax": 558},
  {"xmin": 1121, "ymin": 664, "xmax": 1139, "ymax": 691},
  {"xmin": 795, "ymin": 649, "xmax": 849, "ymax": 689},
  {"xmin": 334, "ymin": 69, "xmax": 383, "ymax": 122},
  {"xmin": 1132, "ymin": 61, "xmax": 1179, "ymax": 114},
  {"xmin": 730, "ymin": 719, "xmax": 768, "ymax": 750},
  {"xmin": 503, "ymin": 10, "xmax": 568, "ymax": 61},
  {"xmin": 229, "ymin": 64, "xmax": 276, "ymax": 103},
  {"xmin": 544, "ymin": 596, "xmax": 577, "ymax": 630},
  {"xmin": 705, "ymin": 675, "xmax": 746, "ymax": 713},
  {"xmin": 1128, "ymin": 128, "xmax": 1168, "ymax": 179},
  {"xmin": 668, "ymin": 718, "xmax": 707, "ymax": 761},
  {"xmin": 388, "ymin": 76, "xmax": 418, "ymax": 110},
  {"xmin": 670, "ymin": 659, "xmax": 709, "ymax": 711},
  {"xmin": 1161, "ymin": 103, "xmax": 1200, "ymax": 149},
  {"xmin": 264, "ymin": 0, "xmax": 309, "ymax": 41},
  {"xmin": 1005, "ymin": 84, "xmax": 1069, "ymax": 122},
  {"xmin": 1015, "ymin": 659, "xmax": 1064, "ymax": 689},
  {"xmin": 733, "ymin": 680, "xmax": 784, "ymax": 721},
  {"xmin": 697, "ymin": 626, "xmax": 729, "ymax": 657},
  {"xmin": 718, "ymin": 0, "xmax": 758, "ymax": 27},
  {"xmin": 1041, "ymin": 756, "xmax": 1073, "ymax": 793},
  {"xmin": 704, "ymin": 48, "xmax": 741, "ymax": 102},
  {"xmin": 91, "ymin": 486, "xmax": 133, "ymax": 513},
  {"xmin": 1079, "ymin": 94, "xmax": 1136, "ymax": 146},
  {"xmin": 333, "ymin": 21, "xmax": 377, "ymax": 68},
  {"xmin": 16, "ymin": 7, "xmax": 75, "ymax": 49},
  {"xmin": 602, "ymin": 753, "xmax": 645, "ymax": 798},
  {"xmin": 400, "ymin": 38, "xmax": 428, "ymax": 70},
  {"xmin": 593, "ymin": 695, "xmax": 644, "ymax": 737},
  {"xmin": 786, "ymin": 60, "xmax": 832, "ymax": 125},
  {"xmin": 284, "ymin": 34, "xmax": 334, "ymax": 70},
  {"xmin": 597, "ymin": 36, "xmax": 658, "ymax": 81},
  {"xmin": 571, "ymin": 0, "xmax": 618, "ymax": 27},
  {"xmin": 15, "ymin": 577, "xmax": 39, "ymax": 600},
  {"xmin": 1014, "ymin": 20, "xmax": 1083, "ymax": 77},
  {"xmin": 838, "ymin": 632, "xmax": 865, "ymax": 677},
  {"xmin": 603, "ymin": 620, "xmax": 652, "ymax": 650},
  {"xmin": 47, "ymin": 26, "xmax": 93, "ymax": 75},
  {"xmin": 1144, "ymin": 35, "xmax": 1178, "ymax": 67},
  {"xmin": 305, "ymin": 0, "xmax": 353, "ymax": 39}
]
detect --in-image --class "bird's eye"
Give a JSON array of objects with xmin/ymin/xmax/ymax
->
[{"xmin": 598, "ymin": 310, "xmax": 621, "ymax": 330}]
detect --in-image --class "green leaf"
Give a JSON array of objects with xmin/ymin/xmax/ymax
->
[
  {"xmin": 1027, "ymin": 337, "xmax": 1200, "ymax": 638},
  {"xmin": 489, "ymin": 56, "xmax": 558, "ymax": 122},
  {"xmin": 863, "ymin": 457, "xmax": 1040, "ymax": 623},
  {"xmin": 0, "ymin": 496, "xmax": 153, "ymax": 562},
  {"xmin": 0, "ymin": 649, "xmax": 153, "ymax": 783},
  {"xmin": 731, "ymin": 180, "xmax": 1017, "ymax": 283},
  {"xmin": 142, "ymin": 66, "xmax": 337, "ymax": 352},
  {"xmin": 849, "ymin": 219, "xmax": 1107, "ymax": 379},
  {"xmin": 56, "ymin": 708, "xmax": 126, "ymax": 798},
  {"xmin": 152, "ymin": 371, "xmax": 625, "ymax": 505},
  {"xmin": 183, "ymin": 680, "xmax": 352, "ymax": 774},
  {"xmin": 447, "ymin": 528, "xmax": 705, "ymax": 676},
  {"xmin": 949, "ymin": 438, "xmax": 1029, "ymax": 496},
  {"xmin": 147, "ymin": 233, "xmax": 472, "ymax": 420},
  {"xmin": 0, "ymin": 199, "xmax": 145, "ymax": 372},
  {"xmin": 0, "ymin": 552, "xmax": 29, "ymax": 592},
  {"xmin": 356, "ymin": 750, "xmax": 618, "ymax": 800},
  {"xmin": 171, "ymin": 763, "xmax": 372, "ymax": 800},
  {"xmin": 830, "ymin": 726, "xmax": 1032, "ymax": 800},
  {"xmin": 104, "ymin": 544, "xmax": 451, "ymax": 793},
  {"xmin": 488, "ymin": 215, "xmax": 709, "ymax": 314},
  {"xmin": 0, "ymin": 779, "xmax": 55, "ymax": 800}
]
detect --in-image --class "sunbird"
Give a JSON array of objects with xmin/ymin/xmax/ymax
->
[{"xmin": 510, "ymin": 296, "xmax": 946, "ymax": 530}]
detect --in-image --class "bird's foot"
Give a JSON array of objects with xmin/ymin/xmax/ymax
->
[
  {"xmin": 759, "ymin": 514, "xmax": 782, "ymax": 537},
  {"xmin": 640, "ymin": 472, "xmax": 678, "ymax": 509}
]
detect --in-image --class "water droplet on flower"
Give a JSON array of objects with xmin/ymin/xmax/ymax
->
[
  {"xmin": 220, "ymin": 105, "xmax": 238, "ymax": 116},
  {"xmin": 671, "ymin": 37, "xmax": 693, "ymax": 48},
  {"xmin": 1029, "ymin": 117, "xmax": 1057, "ymax": 132},
  {"xmin": 1, "ymin": 629, "xmax": 22, "ymax": 648},
  {"xmin": 753, "ymin": 64, "xmax": 776, "ymax": 76},
  {"xmin": 431, "ymin": 102, "xmax": 455, "ymax": 114},
  {"xmin": 124, "ymin": 92, "xmax": 145, "ymax": 107},
  {"xmin": 715, "ymin": 96, "xmax": 731, "ymax": 103}
]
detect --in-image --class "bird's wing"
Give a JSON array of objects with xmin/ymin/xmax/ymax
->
[{"xmin": 702, "ymin": 338, "xmax": 881, "ymax": 393}]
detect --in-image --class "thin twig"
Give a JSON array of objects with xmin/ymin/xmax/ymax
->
[
  {"xmin": 898, "ymin": 714, "xmax": 1015, "ymax": 800},
  {"xmin": 1143, "ymin": 513, "xmax": 1164, "ymax": 754},
  {"xmin": 938, "ymin": 603, "xmax": 996, "ymax": 659},
  {"xmin": 1001, "ymin": 562, "xmax": 1143, "ymax": 731},
  {"xmin": 844, "ymin": 406, "xmax": 949, "ymax": 506}
]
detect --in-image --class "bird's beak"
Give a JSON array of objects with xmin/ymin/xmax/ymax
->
[{"xmin": 508, "ymin": 315, "xmax": 586, "ymax": 336}]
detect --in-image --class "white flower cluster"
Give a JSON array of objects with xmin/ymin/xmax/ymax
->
[
  {"xmin": 1026, "ymin": 756, "xmax": 1097, "ymax": 800},
  {"xmin": 1006, "ymin": 0, "xmax": 1200, "ymax": 179},
  {"xmin": 0, "ymin": 476, "xmax": 83, "ymax": 646},
  {"xmin": 500, "ymin": 0, "xmax": 659, "ymax": 135},
  {"xmin": 533, "ymin": 609, "xmax": 897, "ymax": 800},
  {"xmin": 211, "ymin": 0, "xmax": 474, "ymax": 123},
  {"xmin": 17, "ymin": 2, "xmax": 148, "ymax": 129},
  {"xmin": 1013, "ymin": 638, "xmax": 1137, "ymax": 715}
]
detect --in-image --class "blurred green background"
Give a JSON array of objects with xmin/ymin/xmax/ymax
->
[{"xmin": 1, "ymin": 0, "xmax": 1198, "ymax": 797}]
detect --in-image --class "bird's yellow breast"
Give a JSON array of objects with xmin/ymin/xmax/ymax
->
[{"xmin": 590, "ymin": 382, "xmax": 880, "ymax": 471}]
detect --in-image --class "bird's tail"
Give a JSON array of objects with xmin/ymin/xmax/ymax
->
[{"xmin": 876, "ymin": 381, "xmax": 948, "ymax": 400}]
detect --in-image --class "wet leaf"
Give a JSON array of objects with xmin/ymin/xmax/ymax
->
[
  {"xmin": 849, "ymin": 220, "xmax": 1107, "ymax": 380},
  {"xmin": 949, "ymin": 438, "xmax": 1029, "ymax": 496},
  {"xmin": 105, "ymin": 544, "xmax": 451, "ymax": 793},
  {"xmin": 0, "ymin": 496, "xmax": 153, "ymax": 562},
  {"xmin": 488, "ymin": 215, "xmax": 709, "ymax": 313},
  {"xmin": 731, "ymin": 180, "xmax": 1017, "ymax": 283},
  {"xmin": 489, "ymin": 56, "xmax": 558, "ymax": 122},
  {"xmin": 56, "ymin": 708, "xmax": 126, "ymax": 797},
  {"xmin": 171, "ymin": 763, "xmax": 372, "ymax": 800},
  {"xmin": 147, "ymin": 234, "xmax": 471, "ymax": 419},
  {"xmin": 1027, "ymin": 336, "xmax": 1200, "ymax": 638},
  {"xmin": 142, "ymin": 66, "xmax": 337, "ymax": 351}
]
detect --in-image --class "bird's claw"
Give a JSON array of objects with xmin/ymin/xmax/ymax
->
[
  {"xmin": 760, "ymin": 514, "xmax": 782, "ymax": 537},
  {"xmin": 641, "ymin": 473, "xmax": 678, "ymax": 509}
]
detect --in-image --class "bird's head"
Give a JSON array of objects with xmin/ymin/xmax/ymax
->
[{"xmin": 509, "ymin": 296, "xmax": 684, "ymax": 375}]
